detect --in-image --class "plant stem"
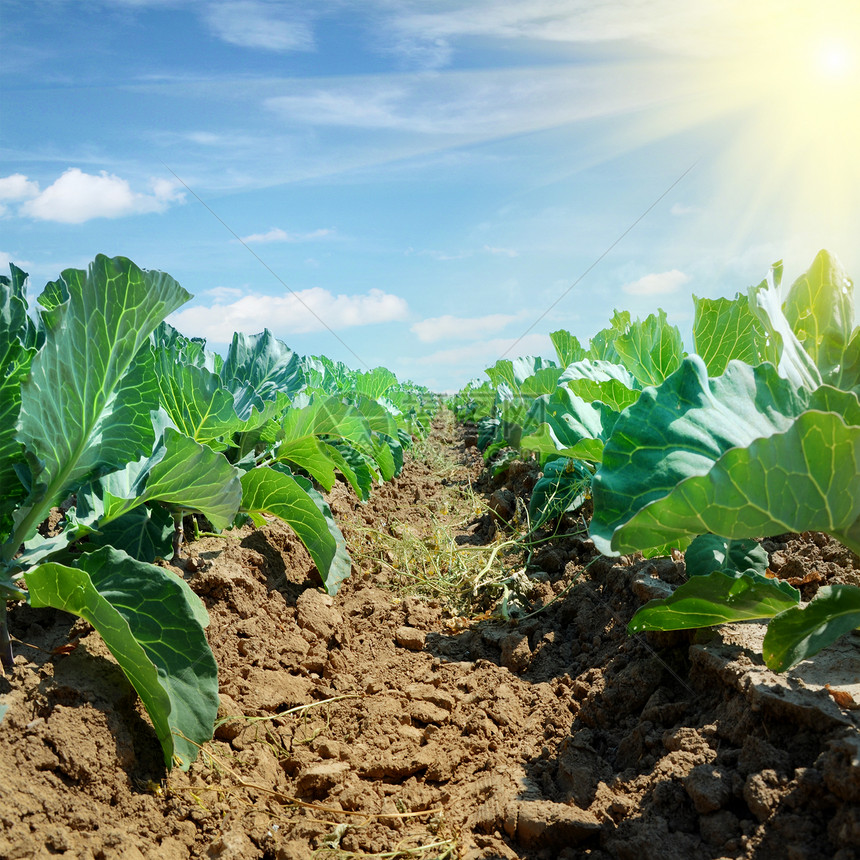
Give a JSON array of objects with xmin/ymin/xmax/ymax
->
[
  {"xmin": 0, "ymin": 603, "xmax": 13, "ymax": 672},
  {"xmin": 171, "ymin": 511, "xmax": 185, "ymax": 564}
]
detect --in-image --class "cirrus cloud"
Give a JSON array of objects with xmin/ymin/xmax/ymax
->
[
  {"xmin": 382, "ymin": 0, "xmax": 754, "ymax": 69},
  {"xmin": 203, "ymin": 1, "xmax": 314, "ymax": 52},
  {"xmin": 263, "ymin": 62, "xmax": 688, "ymax": 139}
]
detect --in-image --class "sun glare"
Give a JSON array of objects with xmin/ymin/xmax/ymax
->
[
  {"xmin": 815, "ymin": 39, "xmax": 856, "ymax": 80},
  {"xmin": 666, "ymin": 2, "xmax": 860, "ymax": 240}
]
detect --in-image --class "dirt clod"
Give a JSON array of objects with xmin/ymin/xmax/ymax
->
[{"xmin": 394, "ymin": 625, "xmax": 426, "ymax": 650}]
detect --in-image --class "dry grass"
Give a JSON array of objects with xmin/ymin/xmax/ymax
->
[
  {"xmin": 352, "ymin": 515, "xmax": 528, "ymax": 616},
  {"xmin": 345, "ymin": 408, "xmax": 592, "ymax": 619}
]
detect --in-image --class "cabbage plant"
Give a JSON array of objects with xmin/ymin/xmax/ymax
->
[
  {"xmin": 0, "ymin": 256, "xmax": 242, "ymax": 769},
  {"xmin": 452, "ymin": 313, "xmax": 684, "ymax": 531},
  {"xmin": 591, "ymin": 251, "xmax": 860, "ymax": 670},
  {"xmin": 149, "ymin": 325, "xmax": 423, "ymax": 594},
  {"xmin": 0, "ymin": 253, "xmax": 439, "ymax": 768}
]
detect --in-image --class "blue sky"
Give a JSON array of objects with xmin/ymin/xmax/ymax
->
[{"xmin": 3, "ymin": 0, "xmax": 860, "ymax": 391}]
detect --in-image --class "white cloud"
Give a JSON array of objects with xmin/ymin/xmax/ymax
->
[
  {"xmin": 121, "ymin": 6, "xmax": 721, "ymax": 193},
  {"xmin": 184, "ymin": 131, "xmax": 224, "ymax": 145},
  {"xmin": 205, "ymin": 286, "xmax": 245, "ymax": 302},
  {"xmin": 622, "ymin": 269, "xmax": 690, "ymax": 296},
  {"xmin": 168, "ymin": 130, "xmax": 269, "ymax": 149},
  {"xmin": 383, "ymin": 1, "xmax": 744, "ymax": 67},
  {"xmin": 411, "ymin": 313, "xmax": 519, "ymax": 343},
  {"xmin": 263, "ymin": 63, "xmax": 686, "ymax": 138},
  {"xmin": 0, "ymin": 173, "xmax": 39, "ymax": 202},
  {"xmin": 204, "ymin": 1, "xmax": 314, "ymax": 51},
  {"xmin": 411, "ymin": 248, "xmax": 470, "ymax": 261},
  {"xmin": 15, "ymin": 169, "xmax": 184, "ymax": 224},
  {"xmin": 414, "ymin": 333, "xmax": 552, "ymax": 366},
  {"xmin": 483, "ymin": 244, "xmax": 518, "ymax": 257},
  {"xmin": 266, "ymin": 85, "xmax": 411, "ymax": 130},
  {"xmin": 150, "ymin": 177, "xmax": 181, "ymax": 200},
  {"xmin": 240, "ymin": 227, "xmax": 334, "ymax": 244},
  {"xmin": 168, "ymin": 286, "xmax": 409, "ymax": 341}
]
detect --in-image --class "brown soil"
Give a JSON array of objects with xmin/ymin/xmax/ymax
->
[{"xmin": 2, "ymin": 416, "xmax": 860, "ymax": 860}]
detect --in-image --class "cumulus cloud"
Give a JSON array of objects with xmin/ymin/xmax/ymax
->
[
  {"xmin": 204, "ymin": 1, "xmax": 314, "ymax": 51},
  {"xmin": 240, "ymin": 227, "xmax": 334, "ymax": 244},
  {"xmin": 10, "ymin": 169, "xmax": 184, "ymax": 224},
  {"xmin": 622, "ymin": 269, "xmax": 690, "ymax": 296},
  {"xmin": 411, "ymin": 313, "xmax": 519, "ymax": 343},
  {"xmin": 0, "ymin": 173, "xmax": 39, "ymax": 202},
  {"xmin": 168, "ymin": 286, "xmax": 409, "ymax": 341}
]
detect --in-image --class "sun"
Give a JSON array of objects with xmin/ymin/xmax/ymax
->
[
  {"xmin": 614, "ymin": 2, "xmax": 860, "ymax": 242},
  {"xmin": 547, "ymin": 1, "xmax": 860, "ymax": 247},
  {"xmin": 677, "ymin": 2, "xmax": 860, "ymax": 240},
  {"xmin": 814, "ymin": 38, "xmax": 856, "ymax": 81}
]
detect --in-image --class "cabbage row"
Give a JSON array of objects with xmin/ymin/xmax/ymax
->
[
  {"xmin": 453, "ymin": 249, "xmax": 860, "ymax": 675},
  {"xmin": 0, "ymin": 255, "xmax": 437, "ymax": 769}
]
